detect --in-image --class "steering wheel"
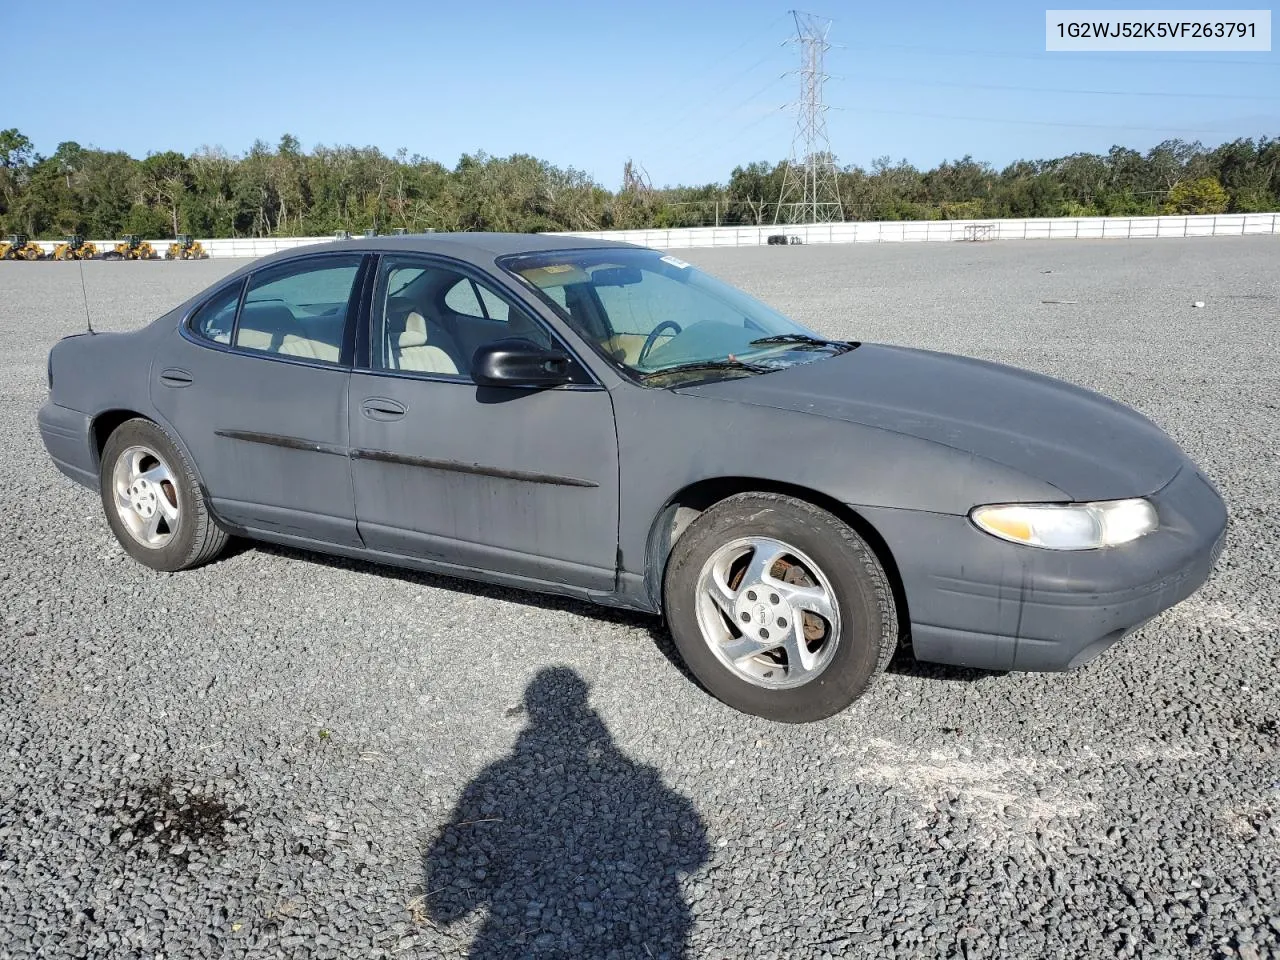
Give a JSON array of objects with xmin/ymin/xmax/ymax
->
[{"xmin": 638, "ymin": 320, "xmax": 683, "ymax": 365}]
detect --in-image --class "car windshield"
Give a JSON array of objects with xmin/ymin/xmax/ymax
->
[{"xmin": 501, "ymin": 248, "xmax": 853, "ymax": 383}]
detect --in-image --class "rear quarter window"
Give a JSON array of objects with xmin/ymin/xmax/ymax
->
[{"xmin": 189, "ymin": 281, "xmax": 243, "ymax": 344}]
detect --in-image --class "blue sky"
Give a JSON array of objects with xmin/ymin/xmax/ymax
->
[{"xmin": 8, "ymin": 0, "xmax": 1278, "ymax": 188}]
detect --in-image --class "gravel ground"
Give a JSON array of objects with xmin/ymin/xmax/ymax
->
[{"xmin": 1, "ymin": 238, "xmax": 1278, "ymax": 960}]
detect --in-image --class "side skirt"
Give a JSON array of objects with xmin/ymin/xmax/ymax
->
[{"xmin": 218, "ymin": 524, "xmax": 659, "ymax": 615}]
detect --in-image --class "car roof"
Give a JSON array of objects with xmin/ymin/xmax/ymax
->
[
  {"xmin": 260, "ymin": 232, "xmax": 640, "ymax": 267},
  {"xmin": 165, "ymin": 233, "xmax": 650, "ymax": 321}
]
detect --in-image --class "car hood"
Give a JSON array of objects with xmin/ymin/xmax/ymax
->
[{"xmin": 677, "ymin": 343, "xmax": 1185, "ymax": 502}]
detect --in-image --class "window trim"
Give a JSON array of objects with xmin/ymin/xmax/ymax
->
[
  {"xmin": 179, "ymin": 252, "xmax": 372, "ymax": 371},
  {"xmin": 355, "ymin": 252, "xmax": 604, "ymax": 390},
  {"xmin": 184, "ymin": 276, "xmax": 246, "ymax": 347}
]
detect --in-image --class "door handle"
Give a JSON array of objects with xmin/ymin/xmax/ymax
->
[
  {"xmin": 158, "ymin": 368, "xmax": 193, "ymax": 387},
  {"xmin": 361, "ymin": 397, "xmax": 406, "ymax": 421}
]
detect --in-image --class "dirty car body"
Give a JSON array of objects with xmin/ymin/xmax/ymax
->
[{"xmin": 38, "ymin": 234, "xmax": 1227, "ymax": 716}]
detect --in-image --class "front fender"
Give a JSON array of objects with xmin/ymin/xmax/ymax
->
[{"xmin": 613, "ymin": 387, "xmax": 1064, "ymax": 607}]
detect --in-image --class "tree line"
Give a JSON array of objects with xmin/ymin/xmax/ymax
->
[{"xmin": 1, "ymin": 128, "xmax": 1276, "ymax": 240}]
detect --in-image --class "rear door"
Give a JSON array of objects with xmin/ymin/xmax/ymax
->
[
  {"xmin": 150, "ymin": 253, "xmax": 369, "ymax": 546},
  {"xmin": 347, "ymin": 254, "xmax": 619, "ymax": 590}
]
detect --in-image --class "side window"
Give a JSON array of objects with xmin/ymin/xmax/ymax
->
[
  {"xmin": 371, "ymin": 258, "xmax": 552, "ymax": 379},
  {"xmin": 541, "ymin": 285, "xmax": 569, "ymax": 310},
  {"xmin": 475, "ymin": 285, "xmax": 511, "ymax": 322},
  {"xmin": 443, "ymin": 278, "xmax": 512, "ymax": 323},
  {"xmin": 189, "ymin": 280, "xmax": 242, "ymax": 345},
  {"xmin": 233, "ymin": 256, "xmax": 363, "ymax": 364},
  {"xmin": 443, "ymin": 279, "xmax": 484, "ymax": 319}
]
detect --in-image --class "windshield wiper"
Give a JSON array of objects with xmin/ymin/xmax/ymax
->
[
  {"xmin": 637, "ymin": 358, "xmax": 774, "ymax": 381},
  {"xmin": 748, "ymin": 333, "xmax": 858, "ymax": 353}
]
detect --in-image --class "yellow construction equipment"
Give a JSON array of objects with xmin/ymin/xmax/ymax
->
[
  {"xmin": 107, "ymin": 235, "xmax": 156, "ymax": 260},
  {"xmin": 52, "ymin": 235, "xmax": 97, "ymax": 260},
  {"xmin": 0, "ymin": 234, "xmax": 44, "ymax": 260},
  {"xmin": 165, "ymin": 234, "xmax": 206, "ymax": 260}
]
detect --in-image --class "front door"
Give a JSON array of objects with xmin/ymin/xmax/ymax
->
[
  {"xmin": 150, "ymin": 253, "xmax": 368, "ymax": 546},
  {"xmin": 347, "ymin": 255, "xmax": 619, "ymax": 590}
]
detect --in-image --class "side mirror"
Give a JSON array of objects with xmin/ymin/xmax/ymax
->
[{"xmin": 471, "ymin": 338, "xmax": 573, "ymax": 389}]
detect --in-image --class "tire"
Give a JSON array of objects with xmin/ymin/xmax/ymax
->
[
  {"xmin": 99, "ymin": 418, "xmax": 228, "ymax": 572},
  {"xmin": 663, "ymin": 493, "xmax": 897, "ymax": 723}
]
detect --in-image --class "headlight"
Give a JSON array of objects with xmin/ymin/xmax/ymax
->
[{"xmin": 970, "ymin": 498, "xmax": 1158, "ymax": 550}]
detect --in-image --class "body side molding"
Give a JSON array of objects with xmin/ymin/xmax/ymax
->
[
  {"xmin": 214, "ymin": 429, "xmax": 348, "ymax": 457},
  {"xmin": 350, "ymin": 447, "xmax": 599, "ymax": 488}
]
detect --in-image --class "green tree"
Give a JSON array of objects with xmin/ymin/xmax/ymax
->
[
  {"xmin": 80, "ymin": 150, "xmax": 139, "ymax": 238},
  {"xmin": 0, "ymin": 128, "xmax": 33, "ymax": 170},
  {"xmin": 123, "ymin": 203, "xmax": 172, "ymax": 238},
  {"xmin": 1162, "ymin": 177, "xmax": 1230, "ymax": 214},
  {"xmin": 1209, "ymin": 138, "xmax": 1279, "ymax": 212},
  {"xmin": 924, "ymin": 155, "xmax": 995, "ymax": 209},
  {"xmin": 0, "ymin": 128, "xmax": 35, "ymax": 225},
  {"xmin": 995, "ymin": 166, "xmax": 1064, "ymax": 218},
  {"xmin": 0, "ymin": 129, "xmax": 1275, "ymax": 239},
  {"xmin": 726, "ymin": 161, "xmax": 784, "ymax": 224},
  {"xmin": 140, "ymin": 150, "xmax": 192, "ymax": 236}
]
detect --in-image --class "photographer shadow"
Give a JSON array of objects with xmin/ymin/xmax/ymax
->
[{"xmin": 421, "ymin": 667, "xmax": 710, "ymax": 958}]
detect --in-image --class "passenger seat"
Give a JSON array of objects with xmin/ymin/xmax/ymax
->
[
  {"xmin": 395, "ymin": 311, "xmax": 460, "ymax": 375},
  {"xmin": 235, "ymin": 302, "xmax": 298, "ymax": 353},
  {"xmin": 278, "ymin": 335, "xmax": 340, "ymax": 363}
]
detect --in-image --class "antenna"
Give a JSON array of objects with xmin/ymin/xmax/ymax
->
[
  {"xmin": 77, "ymin": 256, "xmax": 95, "ymax": 335},
  {"xmin": 774, "ymin": 10, "xmax": 845, "ymax": 224}
]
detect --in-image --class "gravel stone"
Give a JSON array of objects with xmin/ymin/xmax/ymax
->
[{"xmin": 0, "ymin": 240, "xmax": 1277, "ymax": 958}]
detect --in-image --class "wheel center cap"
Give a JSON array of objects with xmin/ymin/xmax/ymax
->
[
  {"xmin": 128, "ymin": 479, "xmax": 158, "ymax": 518},
  {"xmin": 733, "ymin": 583, "xmax": 794, "ymax": 640}
]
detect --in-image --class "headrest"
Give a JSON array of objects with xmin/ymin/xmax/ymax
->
[{"xmin": 398, "ymin": 310, "xmax": 428, "ymax": 348}]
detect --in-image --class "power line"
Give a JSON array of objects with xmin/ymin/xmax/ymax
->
[
  {"xmin": 640, "ymin": 58, "xmax": 792, "ymax": 187},
  {"xmin": 840, "ymin": 40, "xmax": 1280, "ymax": 69},
  {"xmin": 658, "ymin": 74, "xmax": 790, "ymax": 160},
  {"xmin": 655, "ymin": 13, "xmax": 793, "ymax": 136},
  {"xmin": 836, "ymin": 105, "xmax": 1256, "ymax": 135},
  {"xmin": 673, "ymin": 105, "xmax": 791, "ymax": 184},
  {"xmin": 660, "ymin": 54, "xmax": 789, "ymax": 135},
  {"xmin": 842, "ymin": 75, "xmax": 1280, "ymax": 102},
  {"xmin": 680, "ymin": 12, "xmax": 793, "ymax": 78}
]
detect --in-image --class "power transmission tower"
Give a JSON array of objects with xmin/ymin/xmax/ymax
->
[{"xmin": 774, "ymin": 10, "xmax": 844, "ymax": 224}]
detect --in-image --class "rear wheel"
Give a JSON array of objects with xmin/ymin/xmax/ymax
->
[
  {"xmin": 99, "ymin": 418, "xmax": 228, "ymax": 571},
  {"xmin": 663, "ymin": 493, "xmax": 897, "ymax": 723}
]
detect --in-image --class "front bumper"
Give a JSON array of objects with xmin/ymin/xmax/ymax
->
[{"xmin": 858, "ymin": 465, "xmax": 1228, "ymax": 671}]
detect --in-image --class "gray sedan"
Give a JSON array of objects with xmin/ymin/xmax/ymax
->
[{"xmin": 37, "ymin": 234, "xmax": 1227, "ymax": 722}]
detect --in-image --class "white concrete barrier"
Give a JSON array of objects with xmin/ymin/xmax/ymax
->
[
  {"xmin": 23, "ymin": 212, "xmax": 1278, "ymax": 259},
  {"xmin": 549, "ymin": 213, "xmax": 1280, "ymax": 248}
]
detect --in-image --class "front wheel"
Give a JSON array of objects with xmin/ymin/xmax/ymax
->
[
  {"xmin": 99, "ymin": 418, "xmax": 228, "ymax": 571},
  {"xmin": 663, "ymin": 493, "xmax": 897, "ymax": 723}
]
